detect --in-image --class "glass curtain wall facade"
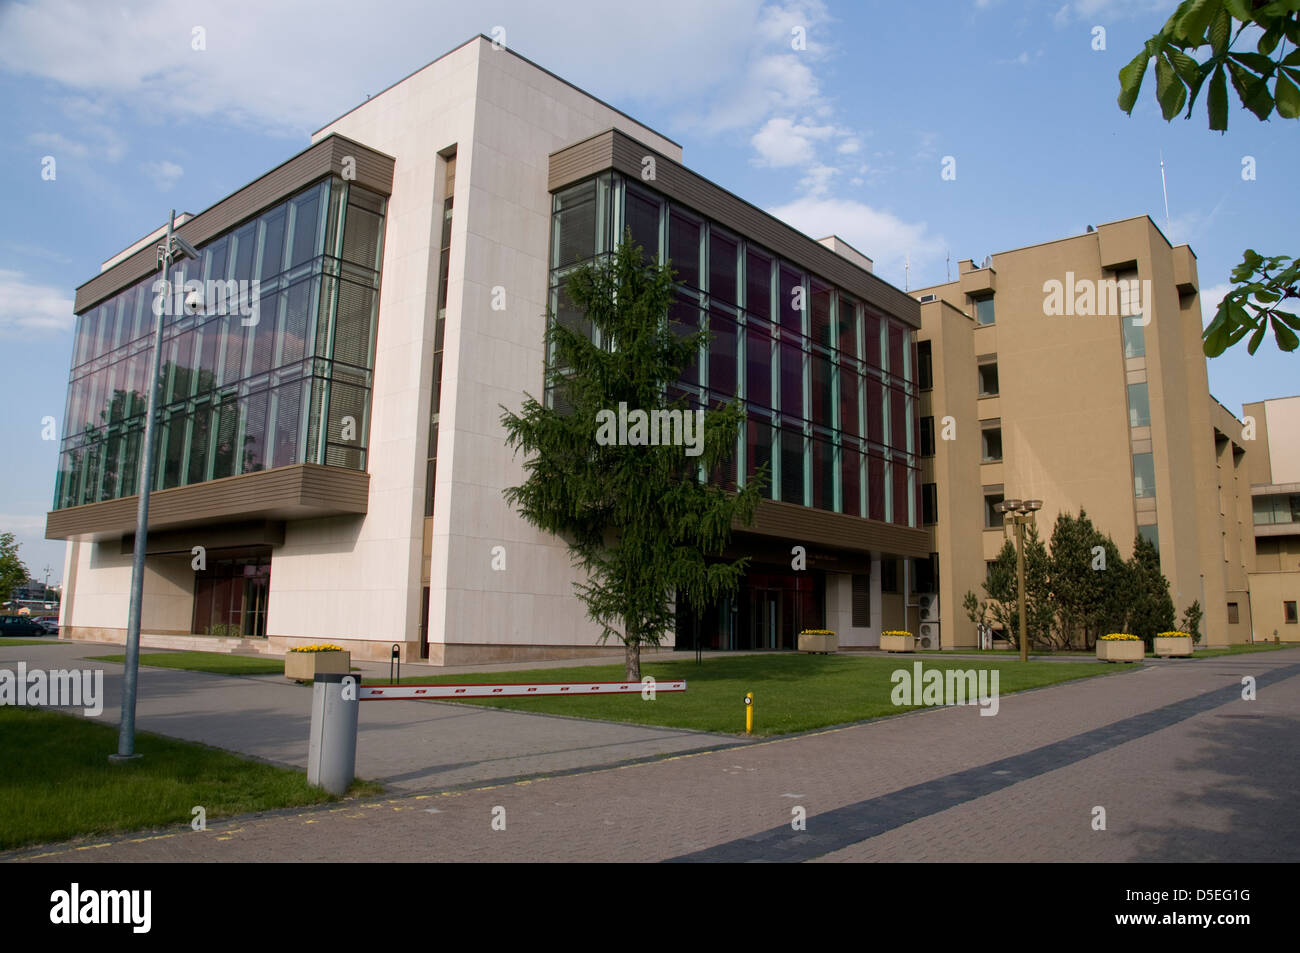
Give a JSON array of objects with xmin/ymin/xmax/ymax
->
[
  {"xmin": 548, "ymin": 172, "xmax": 919, "ymax": 526},
  {"xmin": 53, "ymin": 178, "xmax": 386, "ymax": 510}
]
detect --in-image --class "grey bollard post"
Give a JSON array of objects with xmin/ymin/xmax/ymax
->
[{"xmin": 307, "ymin": 672, "xmax": 358, "ymax": 795}]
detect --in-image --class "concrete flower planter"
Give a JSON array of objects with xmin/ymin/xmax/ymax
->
[
  {"xmin": 880, "ymin": 633, "xmax": 915, "ymax": 653},
  {"xmin": 285, "ymin": 650, "xmax": 351, "ymax": 682},
  {"xmin": 1153, "ymin": 636, "xmax": 1193, "ymax": 658},
  {"xmin": 1096, "ymin": 640, "xmax": 1144, "ymax": 663},
  {"xmin": 798, "ymin": 631, "xmax": 838, "ymax": 654}
]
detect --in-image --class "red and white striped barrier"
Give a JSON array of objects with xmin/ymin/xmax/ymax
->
[{"xmin": 359, "ymin": 680, "xmax": 686, "ymax": 700}]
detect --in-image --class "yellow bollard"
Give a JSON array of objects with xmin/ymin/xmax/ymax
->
[{"xmin": 745, "ymin": 692, "xmax": 753, "ymax": 734}]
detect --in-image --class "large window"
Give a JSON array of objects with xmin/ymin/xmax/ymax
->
[
  {"xmin": 1128, "ymin": 382, "xmax": 1151, "ymax": 428},
  {"xmin": 1132, "ymin": 452, "xmax": 1156, "ymax": 498},
  {"xmin": 974, "ymin": 296, "xmax": 995, "ymax": 326},
  {"xmin": 978, "ymin": 361, "xmax": 999, "ymax": 397},
  {"xmin": 981, "ymin": 421, "xmax": 1003, "ymax": 463},
  {"xmin": 54, "ymin": 178, "xmax": 387, "ymax": 510},
  {"xmin": 547, "ymin": 172, "xmax": 919, "ymax": 526},
  {"xmin": 1122, "ymin": 315, "xmax": 1146, "ymax": 358}
]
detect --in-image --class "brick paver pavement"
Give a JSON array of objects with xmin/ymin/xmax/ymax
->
[{"xmin": 6, "ymin": 645, "xmax": 1297, "ymax": 863}]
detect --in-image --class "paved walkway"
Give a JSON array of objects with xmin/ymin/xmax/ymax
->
[
  {"xmin": 0, "ymin": 641, "xmax": 750, "ymax": 794},
  {"xmin": 4, "ymin": 641, "xmax": 1297, "ymax": 862}
]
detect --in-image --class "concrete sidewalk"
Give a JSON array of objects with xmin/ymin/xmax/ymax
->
[{"xmin": 0, "ymin": 640, "xmax": 751, "ymax": 794}]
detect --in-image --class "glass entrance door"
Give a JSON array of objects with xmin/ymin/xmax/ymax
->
[{"xmin": 192, "ymin": 550, "xmax": 271, "ymax": 637}]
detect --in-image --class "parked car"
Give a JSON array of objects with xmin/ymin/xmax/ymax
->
[
  {"xmin": 0, "ymin": 615, "xmax": 47, "ymax": 636},
  {"xmin": 32, "ymin": 617, "xmax": 60, "ymax": 634}
]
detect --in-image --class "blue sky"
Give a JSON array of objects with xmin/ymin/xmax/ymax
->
[{"xmin": 1, "ymin": 0, "xmax": 1297, "ymax": 582}]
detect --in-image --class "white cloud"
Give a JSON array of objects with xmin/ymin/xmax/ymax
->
[
  {"xmin": 1053, "ymin": 0, "xmax": 1168, "ymax": 23},
  {"xmin": 1200, "ymin": 282, "xmax": 1232, "ymax": 329},
  {"xmin": 766, "ymin": 196, "xmax": 945, "ymax": 284},
  {"xmin": 27, "ymin": 131, "xmax": 88, "ymax": 158},
  {"xmin": 143, "ymin": 159, "xmax": 184, "ymax": 191},
  {"xmin": 0, "ymin": 270, "xmax": 76, "ymax": 334},
  {"xmin": 797, "ymin": 163, "xmax": 838, "ymax": 197},
  {"xmin": 0, "ymin": 0, "xmax": 769, "ymax": 134},
  {"xmin": 751, "ymin": 118, "xmax": 842, "ymax": 167}
]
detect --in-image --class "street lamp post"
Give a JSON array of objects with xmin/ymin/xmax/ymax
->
[
  {"xmin": 995, "ymin": 498, "xmax": 1043, "ymax": 663},
  {"xmin": 111, "ymin": 210, "xmax": 198, "ymax": 763}
]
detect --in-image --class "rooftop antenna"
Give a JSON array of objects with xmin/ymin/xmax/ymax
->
[
  {"xmin": 904, "ymin": 253, "xmax": 910, "ymax": 292},
  {"xmin": 1159, "ymin": 150, "xmax": 1171, "ymax": 233},
  {"xmin": 946, "ymin": 250, "xmax": 951, "ymax": 282}
]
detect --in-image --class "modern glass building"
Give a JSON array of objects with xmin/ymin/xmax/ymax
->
[
  {"xmin": 548, "ymin": 164, "xmax": 925, "ymax": 649},
  {"xmin": 47, "ymin": 36, "xmax": 928, "ymax": 662},
  {"xmin": 55, "ymin": 178, "xmax": 385, "ymax": 513}
]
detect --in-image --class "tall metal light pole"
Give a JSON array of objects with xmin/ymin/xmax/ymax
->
[
  {"xmin": 996, "ymin": 498, "xmax": 1043, "ymax": 663},
  {"xmin": 111, "ymin": 210, "xmax": 198, "ymax": 763}
]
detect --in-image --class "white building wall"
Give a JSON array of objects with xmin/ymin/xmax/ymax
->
[{"xmin": 291, "ymin": 36, "xmax": 681, "ymax": 661}]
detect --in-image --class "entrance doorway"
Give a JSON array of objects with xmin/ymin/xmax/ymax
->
[
  {"xmin": 676, "ymin": 569, "xmax": 823, "ymax": 651},
  {"xmin": 192, "ymin": 550, "xmax": 271, "ymax": 638}
]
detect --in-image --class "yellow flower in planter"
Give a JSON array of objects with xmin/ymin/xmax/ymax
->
[
  {"xmin": 289, "ymin": 644, "xmax": 345, "ymax": 653},
  {"xmin": 881, "ymin": 630, "xmax": 914, "ymax": 638},
  {"xmin": 1157, "ymin": 631, "xmax": 1192, "ymax": 639},
  {"xmin": 1099, "ymin": 633, "xmax": 1141, "ymax": 641}
]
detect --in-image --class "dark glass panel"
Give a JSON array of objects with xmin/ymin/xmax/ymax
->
[
  {"xmin": 889, "ymin": 322, "xmax": 906, "ymax": 379},
  {"xmin": 668, "ymin": 209, "xmax": 701, "ymax": 288},
  {"xmin": 553, "ymin": 180, "xmax": 596, "ymax": 268},
  {"xmin": 745, "ymin": 249, "xmax": 771, "ymax": 319},
  {"xmin": 289, "ymin": 188, "xmax": 322, "ymax": 268},
  {"xmin": 212, "ymin": 395, "xmax": 239, "ymax": 479},
  {"xmin": 258, "ymin": 207, "xmax": 287, "ymax": 281},
  {"xmin": 810, "ymin": 352, "xmax": 833, "ymax": 428},
  {"xmin": 709, "ymin": 231, "xmax": 738, "ymax": 305},
  {"xmin": 187, "ymin": 401, "xmax": 211, "ymax": 485},
  {"xmin": 811, "ymin": 435, "xmax": 834, "ymax": 511},
  {"xmin": 841, "ymin": 442, "xmax": 861, "ymax": 517},
  {"xmin": 890, "ymin": 385, "xmax": 907, "ymax": 452},
  {"xmin": 868, "ymin": 453, "xmax": 885, "ymax": 521},
  {"xmin": 745, "ymin": 321, "xmax": 772, "ymax": 409},
  {"xmin": 281, "ymin": 280, "xmax": 312, "ymax": 365},
  {"xmin": 231, "ymin": 222, "xmax": 257, "ymax": 281},
  {"xmin": 270, "ymin": 381, "xmax": 303, "ymax": 469},
  {"xmin": 341, "ymin": 200, "xmax": 382, "ymax": 269},
  {"xmin": 810, "ymin": 281, "xmax": 833, "ymax": 347},
  {"xmin": 779, "ymin": 342, "xmax": 803, "ymax": 420},
  {"xmin": 669, "ymin": 292, "xmax": 700, "ymax": 387},
  {"xmin": 161, "ymin": 409, "xmax": 186, "ymax": 489},
  {"xmin": 624, "ymin": 185, "xmax": 660, "ymax": 261},
  {"xmin": 893, "ymin": 462, "xmax": 911, "ymax": 526},
  {"xmin": 780, "ymin": 427, "xmax": 804, "ymax": 505},
  {"xmin": 779, "ymin": 265, "xmax": 803, "ymax": 334},
  {"xmin": 206, "ymin": 235, "xmax": 230, "ymax": 283},
  {"xmin": 241, "ymin": 391, "xmax": 269, "ymax": 473},
  {"xmin": 864, "ymin": 309, "xmax": 882, "ymax": 369},
  {"xmin": 837, "ymin": 294, "xmax": 858, "ymax": 358},
  {"xmin": 839, "ymin": 365, "xmax": 860, "ymax": 438},
  {"xmin": 866, "ymin": 377, "xmax": 884, "ymax": 444},
  {"xmin": 708, "ymin": 308, "xmax": 738, "ymax": 397}
]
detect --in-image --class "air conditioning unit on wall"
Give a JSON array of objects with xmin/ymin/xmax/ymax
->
[
  {"xmin": 918, "ymin": 594, "xmax": 940, "ymax": 622},
  {"xmin": 919, "ymin": 622, "xmax": 941, "ymax": 649}
]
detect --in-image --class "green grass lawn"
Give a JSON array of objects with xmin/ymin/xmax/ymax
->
[
  {"xmin": 365, "ymin": 653, "xmax": 1122, "ymax": 735},
  {"xmin": 0, "ymin": 707, "xmax": 381, "ymax": 851},
  {"xmin": 89, "ymin": 651, "xmax": 289, "ymax": 676},
  {"xmin": 0, "ymin": 638, "xmax": 58, "ymax": 647}
]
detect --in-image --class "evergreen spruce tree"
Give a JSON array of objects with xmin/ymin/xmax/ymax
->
[{"xmin": 501, "ymin": 238, "xmax": 765, "ymax": 679}]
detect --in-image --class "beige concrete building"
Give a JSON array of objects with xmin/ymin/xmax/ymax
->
[
  {"xmin": 913, "ymin": 217, "xmax": 1251, "ymax": 648},
  {"xmin": 1243, "ymin": 396, "xmax": 1300, "ymax": 641}
]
